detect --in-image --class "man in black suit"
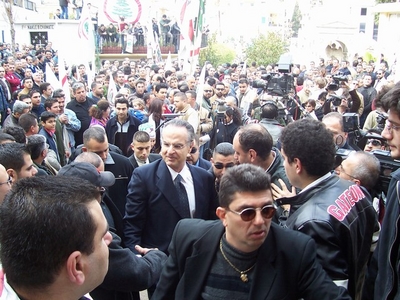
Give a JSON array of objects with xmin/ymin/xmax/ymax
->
[
  {"xmin": 128, "ymin": 130, "xmax": 161, "ymax": 169},
  {"xmin": 82, "ymin": 126, "xmax": 134, "ymax": 217},
  {"xmin": 186, "ymin": 135, "xmax": 211, "ymax": 170},
  {"xmin": 152, "ymin": 164, "xmax": 351, "ymax": 300},
  {"xmin": 58, "ymin": 157, "xmax": 167, "ymax": 300},
  {"xmin": 124, "ymin": 119, "xmax": 217, "ymax": 255}
]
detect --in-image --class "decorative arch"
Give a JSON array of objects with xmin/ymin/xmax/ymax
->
[{"xmin": 325, "ymin": 40, "xmax": 349, "ymax": 61}]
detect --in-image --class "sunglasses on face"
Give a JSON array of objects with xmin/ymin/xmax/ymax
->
[
  {"xmin": 190, "ymin": 147, "xmax": 198, "ymax": 154},
  {"xmin": 367, "ymin": 139, "xmax": 382, "ymax": 147},
  {"xmin": 227, "ymin": 204, "xmax": 277, "ymax": 221},
  {"xmin": 214, "ymin": 162, "xmax": 235, "ymax": 169}
]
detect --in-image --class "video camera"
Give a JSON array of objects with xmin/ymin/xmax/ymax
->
[
  {"xmin": 335, "ymin": 148, "xmax": 400, "ymax": 195},
  {"xmin": 327, "ymin": 72, "xmax": 348, "ymax": 91},
  {"xmin": 251, "ymin": 73, "xmax": 295, "ymax": 97},
  {"xmin": 326, "ymin": 94, "xmax": 343, "ymax": 107}
]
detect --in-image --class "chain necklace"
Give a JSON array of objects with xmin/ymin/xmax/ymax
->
[{"xmin": 219, "ymin": 238, "xmax": 256, "ymax": 282}]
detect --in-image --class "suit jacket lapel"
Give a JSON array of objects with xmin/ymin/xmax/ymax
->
[
  {"xmin": 128, "ymin": 155, "xmax": 139, "ymax": 168},
  {"xmin": 249, "ymin": 227, "xmax": 278, "ymax": 299},
  {"xmin": 156, "ymin": 160, "xmax": 187, "ymax": 218},
  {"xmin": 183, "ymin": 221, "xmax": 224, "ymax": 299}
]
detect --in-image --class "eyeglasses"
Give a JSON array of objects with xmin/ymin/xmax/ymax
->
[
  {"xmin": 216, "ymin": 88, "xmax": 224, "ymax": 91},
  {"xmin": 227, "ymin": 204, "xmax": 277, "ymax": 221},
  {"xmin": 367, "ymin": 139, "xmax": 382, "ymax": 147},
  {"xmin": 204, "ymin": 90, "xmax": 212, "ymax": 92},
  {"xmin": 0, "ymin": 175, "xmax": 12, "ymax": 186},
  {"xmin": 339, "ymin": 164, "xmax": 357, "ymax": 180},
  {"xmin": 385, "ymin": 120, "xmax": 400, "ymax": 134},
  {"xmin": 214, "ymin": 162, "xmax": 235, "ymax": 169},
  {"xmin": 162, "ymin": 141, "xmax": 187, "ymax": 151}
]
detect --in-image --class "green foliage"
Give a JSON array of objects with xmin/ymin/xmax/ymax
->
[
  {"xmin": 291, "ymin": 1, "xmax": 302, "ymax": 37},
  {"xmin": 199, "ymin": 33, "xmax": 236, "ymax": 67},
  {"xmin": 245, "ymin": 32, "xmax": 286, "ymax": 66},
  {"xmin": 363, "ymin": 51, "xmax": 377, "ymax": 64}
]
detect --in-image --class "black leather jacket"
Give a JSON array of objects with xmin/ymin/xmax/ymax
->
[{"xmin": 277, "ymin": 173, "xmax": 377, "ymax": 300}]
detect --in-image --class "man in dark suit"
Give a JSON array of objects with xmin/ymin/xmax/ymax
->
[
  {"xmin": 152, "ymin": 164, "xmax": 351, "ymax": 300},
  {"xmin": 59, "ymin": 157, "xmax": 167, "ymax": 300},
  {"xmin": 124, "ymin": 119, "xmax": 217, "ymax": 255},
  {"xmin": 82, "ymin": 126, "xmax": 134, "ymax": 217},
  {"xmin": 186, "ymin": 135, "xmax": 211, "ymax": 170},
  {"xmin": 128, "ymin": 130, "xmax": 161, "ymax": 169}
]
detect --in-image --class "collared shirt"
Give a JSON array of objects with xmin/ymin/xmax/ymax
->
[
  {"xmin": 134, "ymin": 153, "xmax": 149, "ymax": 167},
  {"xmin": 299, "ymin": 172, "xmax": 332, "ymax": 194},
  {"xmin": 265, "ymin": 150, "xmax": 277, "ymax": 173},
  {"xmin": 166, "ymin": 164, "xmax": 196, "ymax": 218}
]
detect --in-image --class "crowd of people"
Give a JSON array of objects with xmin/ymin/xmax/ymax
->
[
  {"xmin": 0, "ymin": 41, "xmax": 400, "ymax": 299},
  {"xmin": 96, "ymin": 14, "xmax": 182, "ymax": 54}
]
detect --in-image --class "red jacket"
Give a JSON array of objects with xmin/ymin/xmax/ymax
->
[{"xmin": 5, "ymin": 72, "xmax": 21, "ymax": 93}]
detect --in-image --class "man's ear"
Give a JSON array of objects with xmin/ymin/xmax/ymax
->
[
  {"xmin": 293, "ymin": 158, "xmax": 302, "ymax": 175},
  {"xmin": 81, "ymin": 147, "xmax": 88, "ymax": 153},
  {"xmin": 216, "ymin": 207, "xmax": 227, "ymax": 227},
  {"xmin": 248, "ymin": 149, "xmax": 257, "ymax": 162},
  {"xmin": 6, "ymin": 169, "xmax": 16, "ymax": 183},
  {"xmin": 66, "ymin": 251, "xmax": 85, "ymax": 286}
]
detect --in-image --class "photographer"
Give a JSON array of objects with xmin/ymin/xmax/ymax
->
[
  {"xmin": 323, "ymin": 79, "xmax": 362, "ymax": 116},
  {"xmin": 212, "ymin": 106, "xmax": 242, "ymax": 145},
  {"xmin": 259, "ymin": 100, "xmax": 284, "ymax": 147}
]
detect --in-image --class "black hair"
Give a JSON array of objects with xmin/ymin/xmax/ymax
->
[{"xmin": 280, "ymin": 118, "xmax": 335, "ymax": 176}]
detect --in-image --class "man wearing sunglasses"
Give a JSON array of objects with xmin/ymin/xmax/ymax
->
[
  {"xmin": 276, "ymin": 119, "xmax": 376, "ymax": 300},
  {"xmin": 209, "ymin": 142, "xmax": 235, "ymax": 192},
  {"xmin": 153, "ymin": 164, "xmax": 350, "ymax": 299}
]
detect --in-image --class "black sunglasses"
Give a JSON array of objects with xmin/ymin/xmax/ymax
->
[
  {"xmin": 227, "ymin": 204, "xmax": 276, "ymax": 221},
  {"xmin": 214, "ymin": 162, "xmax": 235, "ymax": 169},
  {"xmin": 190, "ymin": 147, "xmax": 198, "ymax": 154},
  {"xmin": 367, "ymin": 139, "xmax": 382, "ymax": 147}
]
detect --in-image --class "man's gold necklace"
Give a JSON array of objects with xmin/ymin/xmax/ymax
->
[{"xmin": 219, "ymin": 238, "xmax": 256, "ymax": 282}]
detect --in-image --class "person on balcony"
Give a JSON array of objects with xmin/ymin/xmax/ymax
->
[
  {"xmin": 159, "ymin": 15, "xmax": 171, "ymax": 46},
  {"xmin": 133, "ymin": 22, "xmax": 144, "ymax": 47},
  {"xmin": 107, "ymin": 23, "xmax": 118, "ymax": 44}
]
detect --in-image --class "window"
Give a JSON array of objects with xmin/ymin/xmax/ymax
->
[
  {"xmin": 30, "ymin": 32, "xmax": 48, "ymax": 48},
  {"xmin": 373, "ymin": 22, "xmax": 378, "ymax": 41},
  {"xmin": 361, "ymin": 8, "xmax": 367, "ymax": 16},
  {"xmin": 24, "ymin": 0, "xmax": 35, "ymax": 10},
  {"xmin": 359, "ymin": 22, "xmax": 366, "ymax": 33}
]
